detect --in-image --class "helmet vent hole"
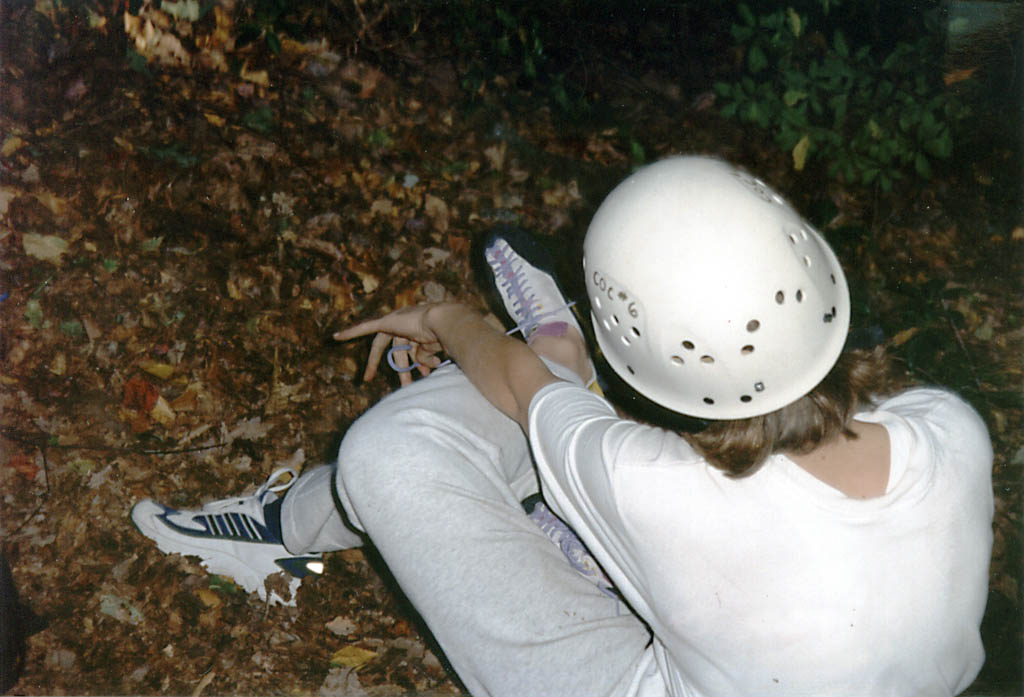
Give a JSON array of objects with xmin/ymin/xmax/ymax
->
[
  {"xmin": 740, "ymin": 395, "xmax": 752, "ymax": 403},
  {"xmin": 788, "ymin": 233, "xmax": 798, "ymax": 244},
  {"xmin": 602, "ymin": 318, "xmax": 611, "ymax": 331},
  {"xmin": 621, "ymin": 336, "xmax": 631, "ymax": 346},
  {"xmin": 703, "ymin": 397, "xmax": 715, "ymax": 405},
  {"xmin": 741, "ymin": 344, "xmax": 754, "ymax": 355},
  {"xmin": 700, "ymin": 355, "xmax": 714, "ymax": 364},
  {"xmin": 746, "ymin": 320, "xmax": 760, "ymax": 333},
  {"xmin": 612, "ymin": 315, "xmax": 620, "ymax": 325},
  {"xmin": 627, "ymin": 365, "xmax": 635, "ymax": 375},
  {"xmin": 670, "ymin": 355, "xmax": 684, "ymax": 366},
  {"xmin": 800, "ymin": 227, "xmax": 809, "ymax": 240},
  {"xmin": 803, "ymin": 256, "xmax": 812, "ymax": 267},
  {"xmin": 682, "ymin": 340, "xmax": 695, "ymax": 350},
  {"xmin": 754, "ymin": 381, "xmax": 765, "ymax": 392},
  {"xmin": 795, "ymin": 289, "xmax": 804, "ymax": 302},
  {"xmin": 593, "ymin": 296, "xmax": 602, "ymax": 310},
  {"xmin": 830, "ymin": 273, "xmax": 836, "ymax": 285},
  {"xmin": 775, "ymin": 291, "xmax": 785, "ymax": 304},
  {"xmin": 630, "ymin": 326, "xmax": 641, "ymax": 338}
]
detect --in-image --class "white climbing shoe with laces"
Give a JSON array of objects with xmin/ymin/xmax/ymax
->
[
  {"xmin": 482, "ymin": 225, "xmax": 586, "ymax": 341},
  {"xmin": 130, "ymin": 468, "xmax": 323, "ymax": 606}
]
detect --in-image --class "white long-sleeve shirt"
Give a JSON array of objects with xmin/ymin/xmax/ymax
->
[{"xmin": 530, "ymin": 386, "xmax": 993, "ymax": 697}]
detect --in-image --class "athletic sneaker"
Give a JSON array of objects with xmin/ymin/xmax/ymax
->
[
  {"xmin": 130, "ymin": 468, "xmax": 323, "ymax": 606},
  {"xmin": 521, "ymin": 494, "xmax": 617, "ymax": 599},
  {"xmin": 480, "ymin": 225, "xmax": 585, "ymax": 340},
  {"xmin": 479, "ymin": 225, "xmax": 598, "ymax": 388}
]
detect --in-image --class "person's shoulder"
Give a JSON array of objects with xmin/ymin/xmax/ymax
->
[{"xmin": 876, "ymin": 387, "xmax": 991, "ymax": 459}]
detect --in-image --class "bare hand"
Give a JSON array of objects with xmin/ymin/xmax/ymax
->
[{"xmin": 333, "ymin": 304, "xmax": 446, "ymax": 386}]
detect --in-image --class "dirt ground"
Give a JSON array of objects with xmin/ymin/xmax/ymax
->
[{"xmin": 1, "ymin": 1, "xmax": 1021, "ymax": 695}]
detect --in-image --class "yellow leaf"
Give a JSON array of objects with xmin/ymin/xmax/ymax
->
[
  {"xmin": 943, "ymin": 67, "xmax": 976, "ymax": 86},
  {"xmin": 329, "ymin": 646, "xmax": 377, "ymax": 669},
  {"xmin": 787, "ymin": 8, "xmax": 802, "ymax": 37},
  {"xmin": 2, "ymin": 136, "xmax": 25, "ymax": 157},
  {"xmin": 890, "ymin": 327, "xmax": 919, "ymax": 347},
  {"xmin": 33, "ymin": 191, "xmax": 68, "ymax": 216},
  {"xmin": 204, "ymin": 112, "xmax": 225, "ymax": 127},
  {"xmin": 150, "ymin": 395, "xmax": 176, "ymax": 426},
  {"xmin": 23, "ymin": 233, "xmax": 69, "ymax": 264},
  {"xmin": 196, "ymin": 588, "xmax": 222, "ymax": 609},
  {"xmin": 240, "ymin": 61, "xmax": 270, "ymax": 86},
  {"xmin": 141, "ymin": 361, "xmax": 175, "ymax": 380},
  {"xmin": 792, "ymin": 134, "xmax": 810, "ymax": 172}
]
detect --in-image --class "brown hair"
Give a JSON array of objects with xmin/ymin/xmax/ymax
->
[{"xmin": 684, "ymin": 346, "xmax": 905, "ymax": 477}]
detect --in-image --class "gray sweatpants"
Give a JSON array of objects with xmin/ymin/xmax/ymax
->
[{"xmin": 279, "ymin": 362, "xmax": 661, "ymax": 697}]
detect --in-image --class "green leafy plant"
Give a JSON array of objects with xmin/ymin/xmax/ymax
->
[
  {"xmin": 440, "ymin": 1, "xmax": 587, "ymax": 116},
  {"xmin": 715, "ymin": 1, "xmax": 967, "ymax": 191},
  {"xmin": 234, "ymin": 0, "xmax": 304, "ymax": 55}
]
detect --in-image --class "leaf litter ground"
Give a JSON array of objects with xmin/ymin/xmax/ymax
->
[{"xmin": 1, "ymin": 3, "xmax": 1021, "ymax": 695}]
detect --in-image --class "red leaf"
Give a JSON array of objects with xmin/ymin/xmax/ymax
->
[
  {"xmin": 123, "ymin": 376, "xmax": 159, "ymax": 411},
  {"xmin": 9, "ymin": 453, "xmax": 39, "ymax": 480}
]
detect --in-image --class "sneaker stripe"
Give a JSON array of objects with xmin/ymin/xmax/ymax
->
[
  {"xmin": 239, "ymin": 514, "xmax": 259, "ymax": 540},
  {"xmin": 231, "ymin": 512, "xmax": 253, "ymax": 540}
]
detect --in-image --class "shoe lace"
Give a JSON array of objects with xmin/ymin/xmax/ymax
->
[
  {"xmin": 204, "ymin": 467, "xmax": 297, "ymax": 512},
  {"xmin": 387, "ymin": 243, "xmax": 575, "ymax": 374}
]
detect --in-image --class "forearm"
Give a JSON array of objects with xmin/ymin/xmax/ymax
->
[{"xmin": 425, "ymin": 303, "xmax": 560, "ymax": 428}]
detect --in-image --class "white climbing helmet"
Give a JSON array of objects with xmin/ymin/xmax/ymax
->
[{"xmin": 583, "ymin": 156, "xmax": 850, "ymax": 419}]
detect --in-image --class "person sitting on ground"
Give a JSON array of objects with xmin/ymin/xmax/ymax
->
[{"xmin": 131, "ymin": 155, "xmax": 993, "ymax": 697}]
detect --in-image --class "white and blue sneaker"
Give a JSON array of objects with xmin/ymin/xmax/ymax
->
[
  {"xmin": 130, "ymin": 468, "xmax": 323, "ymax": 606},
  {"xmin": 479, "ymin": 225, "xmax": 598, "ymax": 389}
]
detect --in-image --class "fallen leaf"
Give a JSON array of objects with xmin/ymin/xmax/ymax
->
[
  {"xmin": 483, "ymin": 141, "xmax": 507, "ymax": 171},
  {"xmin": 0, "ymin": 186, "xmax": 18, "ymax": 216},
  {"xmin": 329, "ymin": 646, "xmax": 377, "ymax": 669},
  {"xmin": 424, "ymin": 195, "xmax": 449, "ymax": 233},
  {"xmin": 23, "ymin": 233, "xmax": 70, "ymax": 264},
  {"xmin": 150, "ymin": 395, "xmax": 176, "ymax": 426},
  {"xmin": 141, "ymin": 361, "xmax": 175, "ymax": 380},
  {"xmin": 240, "ymin": 61, "xmax": 270, "ymax": 86},
  {"xmin": 2, "ymin": 135, "xmax": 26, "ymax": 156},
  {"xmin": 99, "ymin": 593, "xmax": 144, "ymax": 625},
  {"xmin": 890, "ymin": 327, "xmax": 919, "ymax": 347},
  {"xmin": 326, "ymin": 616, "xmax": 358, "ymax": 636},
  {"xmin": 33, "ymin": 191, "xmax": 68, "ymax": 216},
  {"xmin": 197, "ymin": 588, "xmax": 222, "ymax": 609},
  {"xmin": 123, "ymin": 376, "xmax": 160, "ymax": 411},
  {"xmin": 8, "ymin": 453, "xmax": 39, "ymax": 480}
]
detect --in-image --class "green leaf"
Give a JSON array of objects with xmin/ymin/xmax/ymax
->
[
  {"xmin": 629, "ymin": 138, "xmax": 646, "ymax": 163},
  {"xmin": 783, "ymin": 90, "xmax": 806, "ymax": 107},
  {"xmin": 738, "ymin": 3, "xmax": 756, "ymax": 27},
  {"xmin": 748, "ymin": 45, "xmax": 768, "ymax": 74},
  {"xmin": 833, "ymin": 30, "xmax": 849, "ymax": 58},
  {"xmin": 731, "ymin": 24, "xmax": 755, "ymax": 42},
  {"xmin": 266, "ymin": 30, "xmax": 281, "ymax": 55},
  {"xmin": 243, "ymin": 106, "xmax": 276, "ymax": 133},
  {"xmin": 714, "ymin": 81, "xmax": 734, "ymax": 97},
  {"xmin": 102, "ymin": 258, "xmax": 119, "ymax": 272},
  {"xmin": 915, "ymin": 153, "xmax": 932, "ymax": 178},
  {"xmin": 25, "ymin": 299, "xmax": 43, "ymax": 328},
  {"xmin": 60, "ymin": 320, "xmax": 84, "ymax": 337},
  {"xmin": 140, "ymin": 236, "xmax": 164, "ymax": 253}
]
